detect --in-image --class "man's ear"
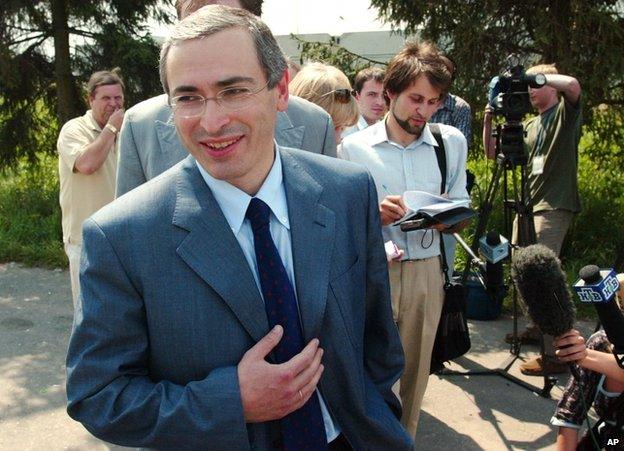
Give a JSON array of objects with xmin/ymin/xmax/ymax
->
[
  {"xmin": 275, "ymin": 70, "xmax": 289, "ymax": 112},
  {"xmin": 384, "ymin": 89, "xmax": 395, "ymax": 107}
]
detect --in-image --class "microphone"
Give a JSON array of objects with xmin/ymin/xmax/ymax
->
[
  {"xmin": 511, "ymin": 244, "xmax": 580, "ymax": 378},
  {"xmin": 479, "ymin": 231, "xmax": 509, "ymax": 264},
  {"xmin": 511, "ymin": 244, "xmax": 575, "ymax": 338},
  {"xmin": 479, "ymin": 232, "xmax": 509, "ymax": 296},
  {"xmin": 573, "ymin": 265, "xmax": 624, "ymax": 365}
]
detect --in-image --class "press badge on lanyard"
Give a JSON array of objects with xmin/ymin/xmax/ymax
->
[{"xmin": 532, "ymin": 155, "xmax": 545, "ymax": 175}]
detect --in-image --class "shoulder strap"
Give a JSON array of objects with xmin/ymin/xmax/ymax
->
[
  {"xmin": 429, "ymin": 123, "xmax": 447, "ymax": 195},
  {"xmin": 429, "ymin": 123, "xmax": 450, "ymax": 285}
]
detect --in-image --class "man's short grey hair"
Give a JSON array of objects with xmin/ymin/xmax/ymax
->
[{"xmin": 159, "ymin": 5, "xmax": 286, "ymax": 95}]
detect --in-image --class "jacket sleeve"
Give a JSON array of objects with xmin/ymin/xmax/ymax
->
[
  {"xmin": 321, "ymin": 114, "xmax": 338, "ymax": 158},
  {"xmin": 65, "ymin": 218, "xmax": 251, "ymax": 450},
  {"xmin": 116, "ymin": 116, "xmax": 147, "ymax": 197},
  {"xmin": 361, "ymin": 172, "xmax": 404, "ymax": 418}
]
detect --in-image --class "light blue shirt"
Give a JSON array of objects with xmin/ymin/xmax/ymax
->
[
  {"xmin": 339, "ymin": 121, "xmax": 469, "ymax": 260},
  {"xmin": 341, "ymin": 114, "xmax": 370, "ymax": 139},
  {"xmin": 196, "ymin": 147, "xmax": 340, "ymax": 442}
]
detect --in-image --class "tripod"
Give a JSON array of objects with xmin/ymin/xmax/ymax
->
[{"xmin": 442, "ymin": 128, "xmax": 557, "ymax": 398}]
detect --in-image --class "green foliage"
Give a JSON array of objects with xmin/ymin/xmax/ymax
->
[
  {"xmin": 565, "ymin": 132, "xmax": 624, "ymax": 270},
  {"xmin": 0, "ymin": 153, "xmax": 65, "ymax": 267},
  {"xmin": 72, "ymin": 23, "xmax": 164, "ymax": 108},
  {"xmin": 369, "ymin": 0, "xmax": 624, "ymax": 162},
  {"xmin": 0, "ymin": 0, "xmax": 174, "ymax": 170}
]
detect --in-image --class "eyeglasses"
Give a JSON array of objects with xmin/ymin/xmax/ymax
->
[
  {"xmin": 321, "ymin": 88, "xmax": 356, "ymax": 104},
  {"xmin": 169, "ymin": 81, "xmax": 270, "ymax": 118}
]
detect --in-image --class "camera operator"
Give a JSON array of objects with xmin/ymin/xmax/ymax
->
[{"xmin": 483, "ymin": 65, "xmax": 582, "ymax": 376}]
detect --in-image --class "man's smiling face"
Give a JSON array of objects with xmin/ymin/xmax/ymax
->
[{"xmin": 167, "ymin": 27, "xmax": 288, "ymax": 195}]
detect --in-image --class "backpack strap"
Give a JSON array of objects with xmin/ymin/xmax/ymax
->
[
  {"xmin": 429, "ymin": 123, "xmax": 450, "ymax": 284},
  {"xmin": 429, "ymin": 123, "xmax": 447, "ymax": 196}
]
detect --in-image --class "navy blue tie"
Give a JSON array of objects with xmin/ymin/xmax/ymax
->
[{"xmin": 246, "ymin": 197, "xmax": 327, "ymax": 451}]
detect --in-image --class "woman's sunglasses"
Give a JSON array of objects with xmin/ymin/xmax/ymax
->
[{"xmin": 321, "ymin": 88, "xmax": 356, "ymax": 104}]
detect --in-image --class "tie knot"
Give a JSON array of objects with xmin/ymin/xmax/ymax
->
[{"xmin": 246, "ymin": 197, "xmax": 271, "ymax": 232}]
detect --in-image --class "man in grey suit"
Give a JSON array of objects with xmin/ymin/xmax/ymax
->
[
  {"xmin": 116, "ymin": 0, "xmax": 336, "ymax": 197},
  {"xmin": 66, "ymin": 6, "xmax": 411, "ymax": 450}
]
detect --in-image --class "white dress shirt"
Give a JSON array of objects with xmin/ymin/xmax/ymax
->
[{"xmin": 341, "ymin": 115, "xmax": 370, "ymax": 139}]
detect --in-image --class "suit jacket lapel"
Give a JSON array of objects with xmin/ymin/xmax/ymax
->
[
  {"xmin": 281, "ymin": 149, "xmax": 336, "ymax": 343},
  {"xmin": 276, "ymin": 110, "xmax": 304, "ymax": 149},
  {"xmin": 172, "ymin": 157, "xmax": 269, "ymax": 343}
]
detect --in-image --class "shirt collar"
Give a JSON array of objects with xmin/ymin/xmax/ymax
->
[
  {"xmin": 196, "ymin": 145, "xmax": 290, "ymax": 234},
  {"xmin": 357, "ymin": 115, "xmax": 369, "ymax": 130},
  {"xmin": 85, "ymin": 110, "xmax": 103, "ymax": 132},
  {"xmin": 371, "ymin": 119, "xmax": 439, "ymax": 149}
]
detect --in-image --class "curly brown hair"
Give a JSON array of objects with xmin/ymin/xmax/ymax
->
[{"xmin": 383, "ymin": 41, "xmax": 453, "ymax": 100}]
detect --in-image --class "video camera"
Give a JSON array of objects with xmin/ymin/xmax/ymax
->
[
  {"xmin": 487, "ymin": 55, "xmax": 546, "ymax": 167},
  {"xmin": 488, "ymin": 55, "xmax": 546, "ymax": 121}
]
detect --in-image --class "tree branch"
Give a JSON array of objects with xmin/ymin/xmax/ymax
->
[
  {"xmin": 290, "ymin": 34, "xmax": 388, "ymax": 66},
  {"xmin": 6, "ymin": 24, "xmax": 44, "ymax": 34},
  {"xmin": 68, "ymin": 27, "xmax": 97, "ymax": 39},
  {"xmin": 7, "ymin": 33, "xmax": 48, "ymax": 47}
]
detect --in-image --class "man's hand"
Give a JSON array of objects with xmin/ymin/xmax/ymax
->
[
  {"xmin": 237, "ymin": 326, "xmax": 324, "ymax": 423},
  {"xmin": 554, "ymin": 329, "xmax": 587, "ymax": 363},
  {"xmin": 107, "ymin": 108, "xmax": 125, "ymax": 130},
  {"xmin": 379, "ymin": 195, "xmax": 407, "ymax": 226},
  {"xmin": 438, "ymin": 218, "xmax": 471, "ymax": 234}
]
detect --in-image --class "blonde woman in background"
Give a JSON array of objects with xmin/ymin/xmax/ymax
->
[{"xmin": 290, "ymin": 62, "xmax": 359, "ymax": 145}]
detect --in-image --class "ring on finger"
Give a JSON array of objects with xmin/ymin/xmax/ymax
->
[{"xmin": 298, "ymin": 390, "xmax": 303, "ymax": 400}]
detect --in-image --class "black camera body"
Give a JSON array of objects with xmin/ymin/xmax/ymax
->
[
  {"xmin": 488, "ymin": 55, "xmax": 546, "ymax": 166},
  {"xmin": 490, "ymin": 65, "xmax": 546, "ymax": 121}
]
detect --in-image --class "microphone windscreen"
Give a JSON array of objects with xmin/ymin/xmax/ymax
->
[{"xmin": 511, "ymin": 244, "xmax": 575, "ymax": 337}]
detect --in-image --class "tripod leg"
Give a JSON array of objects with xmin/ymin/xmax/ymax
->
[{"xmin": 461, "ymin": 161, "xmax": 505, "ymax": 285}]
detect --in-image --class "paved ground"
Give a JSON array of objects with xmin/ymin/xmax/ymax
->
[{"xmin": 0, "ymin": 262, "xmax": 598, "ymax": 450}]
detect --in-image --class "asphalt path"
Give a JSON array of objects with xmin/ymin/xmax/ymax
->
[{"xmin": 0, "ymin": 262, "xmax": 599, "ymax": 450}]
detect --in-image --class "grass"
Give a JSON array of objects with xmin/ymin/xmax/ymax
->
[{"xmin": 0, "ymin": 153, "xmax": 66, "ymax": 268}]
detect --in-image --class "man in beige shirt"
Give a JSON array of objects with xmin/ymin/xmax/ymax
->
[{"xmin": 57, "ymin": 70, "xmax": 125, "ymax": 310}]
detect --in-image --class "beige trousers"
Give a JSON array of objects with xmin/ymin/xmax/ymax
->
[
  {"xmin": 388, "ymin": 257, "xmax": 445, "ymax": 439},
  {"xmin": 512, "ymin": 209, "xmax": 574, "ymax": 256},
  {"xmin": 64, "ymin": 242, "xmax": 82, "ymax": 311}
]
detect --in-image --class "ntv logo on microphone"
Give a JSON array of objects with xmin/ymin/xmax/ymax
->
[{"xmin": 573, "ymin": 269, "xmax": 619, "ymax": 303}]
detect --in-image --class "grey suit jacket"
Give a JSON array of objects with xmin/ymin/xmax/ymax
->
[
  {"xmin": 66, "ymin": 147, "xmax": 412, "ymax": 450},
  {"xmin": 116, "ymin": 94, "xmax": 337, "ymax": 196}
]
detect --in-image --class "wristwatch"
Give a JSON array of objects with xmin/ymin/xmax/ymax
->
[{"xmin": 104, "ymin": 123, "xmax": 118, "ymax": 135}]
